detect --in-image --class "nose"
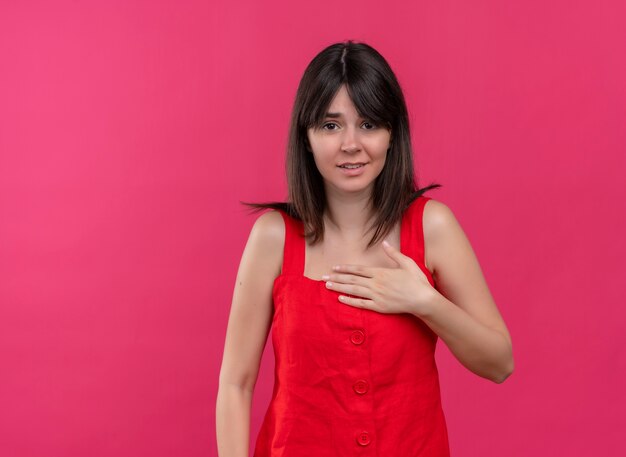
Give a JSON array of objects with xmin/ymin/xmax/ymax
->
[{"xmin": 341, "ymin": 125, "xmax": 361, "ymax": 153}]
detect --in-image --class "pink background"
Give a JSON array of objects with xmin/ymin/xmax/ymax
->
[{"xmin": 1, "ymin": 0, "xmax": 624, "ymax": 456}]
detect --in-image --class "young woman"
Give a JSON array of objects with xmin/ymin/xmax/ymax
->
[{"xmin": 216, "ymin": 40, "xmax": 514, "ymax": 457}]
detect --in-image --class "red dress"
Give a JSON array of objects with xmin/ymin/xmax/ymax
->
[{"xmin": 253, "ymin": 196, "xmax": 451, "ymax": 456}]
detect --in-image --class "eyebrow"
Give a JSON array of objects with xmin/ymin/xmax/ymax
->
[{"xmin": 324, "ymin": 112, "xmax": 368, "ymax": 119}]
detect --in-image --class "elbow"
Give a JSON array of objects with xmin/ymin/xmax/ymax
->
[
  {"xmin": 491, "ymin": 333, "xmax": 514, "ymax": 384},
  {"xmin": 492, "ymin": 358, "xmax": 514, "ymax": 384},
  {"xmin": 493, "ymin": 368, "xmax": 513, "ymax": 384}
]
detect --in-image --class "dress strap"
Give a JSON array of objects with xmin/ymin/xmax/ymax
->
[
  {"xmin": 276, "ymin": 209, "xmax": 305, "ymax": 276},
  {"xmin": 400, "ymin": 196, "xmax": 431, "ymax": 271}
]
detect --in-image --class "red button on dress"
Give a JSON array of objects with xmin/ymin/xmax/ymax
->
[
  {"xmin": 353, "ymin": 379, "xmax": 369, "ymax": 395},
  {"xmin": 350, "ymin": 329, "xmax": 365, "ymax": 345},
  {"xmin": 356, "ymin": 431, "xmax": 371, "ymax": 446},
  {"xmin": 253, "ymin": 196, "xmax": 451, "ymax": 456}
]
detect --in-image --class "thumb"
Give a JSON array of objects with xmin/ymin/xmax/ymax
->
[{"xmin": 382, "ymin": 239, "xmax": 408, "ymax": 267}]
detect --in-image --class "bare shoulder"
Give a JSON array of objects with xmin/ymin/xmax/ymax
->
[
  {"xmin": 247, "ymin": 209, "xmax": 285, "ymax": 278},
  {"xmin": 422, "ymin": 198, "xmax": 459, "ymax": 274},
  {"xmin": 252, "ymin": 209, "xmax": 285, "ymax": 241},
  {"xmin": 422, "ymin": 197, "xmax": 455, "ymax": 228}
]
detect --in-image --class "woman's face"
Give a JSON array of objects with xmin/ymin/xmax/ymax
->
[{"xmin": 306, "ymin": 85, "xmax": 391, "ymax": 196}]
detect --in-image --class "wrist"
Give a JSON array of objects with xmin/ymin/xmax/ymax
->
[{"xmin": 412, "ymin": 286, "xmax": 441, "ymax": 319}]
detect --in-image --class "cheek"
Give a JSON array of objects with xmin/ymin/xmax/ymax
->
[
  {"xmin": 370, "ymin": 140, "xmax": 390, "ymax": 161},
  {"xmin": 310, "ymin": 136, "xmax": 334, "ymax": 153},
  {"xmin": 369, "ymin": 139, "xmax": 390, "ymax": 170},
  {"xmin": 311, "ymin": 153, "xmax": 335, "ymax": 175},
  {"xmin": 308, "ymin": 146, "xmax": 330, "ymax": 171},
  {"xmin": 310, "ymin": 153, "xmax": 322, "ymax": 170},
  {"xmin": 308, "ymin": 139, "xmax": 336, "ymax": 165},
  {"xmin": 368, "ymin": 132, "xmax": 391, "ymax": 153}
]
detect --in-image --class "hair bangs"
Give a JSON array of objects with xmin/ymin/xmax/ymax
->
[
  {"xmin": 299, "ymin": 69, "xmax": 344, "ymax": 130},
  {"xmin": 345, "ymin": 80, "xmax": 394, "ymax": 129}
]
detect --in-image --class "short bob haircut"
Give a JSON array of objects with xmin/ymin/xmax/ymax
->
[{"xmin": 241, "ymin": 40, "xmax": 441, "ymax": 248}]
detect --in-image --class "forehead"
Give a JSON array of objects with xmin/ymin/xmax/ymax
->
[{"xmin": 326, "ymin": 85, "xmax": 359, "ymax": 116}]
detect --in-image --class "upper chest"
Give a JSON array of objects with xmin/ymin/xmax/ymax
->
[{"xmin": 303, "ymin": 222, "xmax": 403, "ymax": 281}]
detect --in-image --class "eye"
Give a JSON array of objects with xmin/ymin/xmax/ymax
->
[
  {"xmin": 362, "ymin": 121, "xmax": 377, "ymax": 130},
  {"xmin": 322, "ymin": 122, "xmax": 338, "ymax": 130}
]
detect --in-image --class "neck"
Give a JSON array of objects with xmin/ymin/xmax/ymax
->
[{"xmin": 323, "ymin": 187, "xmax": 377, "ymax": 241}]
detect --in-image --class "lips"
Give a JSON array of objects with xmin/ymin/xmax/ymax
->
[
  {"xmin": 337, "ymin": 163, "xmax": 367, "ymax": 176},
  {"xmin": 338, "ymin": 162, "xmax": 367, "ymax": 168}
]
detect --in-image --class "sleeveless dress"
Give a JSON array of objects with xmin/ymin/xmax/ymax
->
[{"xmin": 253, "ymin": 196, "xmax": 451, "ymax": 456}]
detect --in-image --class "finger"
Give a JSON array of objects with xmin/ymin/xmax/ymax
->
[
  {"xmin": 327, "ymin": 272, "xmax": 369, "ymax": 286},
  {"xmin": 333, "ymin": 264, "xmax": 375, "ymax": 278},
  {"xmin": 382, "ymin": 239, "xmax": 409, "ymax": 267},
  {"xmin": 338, "ymin": 295, "xmax": 375, "ymax": 310},
  {"xmin": 325, "ymin": 280, "xmax": 373, "ymax": 300}
]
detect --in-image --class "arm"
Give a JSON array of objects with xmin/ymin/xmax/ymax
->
[
  {"xmin": 216, "ymin": 210, "xmax": 284, "ymax": 456},
  {"xmin": 418, "ymin": 199, "xmax": 514, "ymax": 384}
]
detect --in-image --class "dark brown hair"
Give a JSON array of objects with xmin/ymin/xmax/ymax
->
[{"xmin": 241, "ymin": 40, "xmax": 442, "ymax": 248}]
